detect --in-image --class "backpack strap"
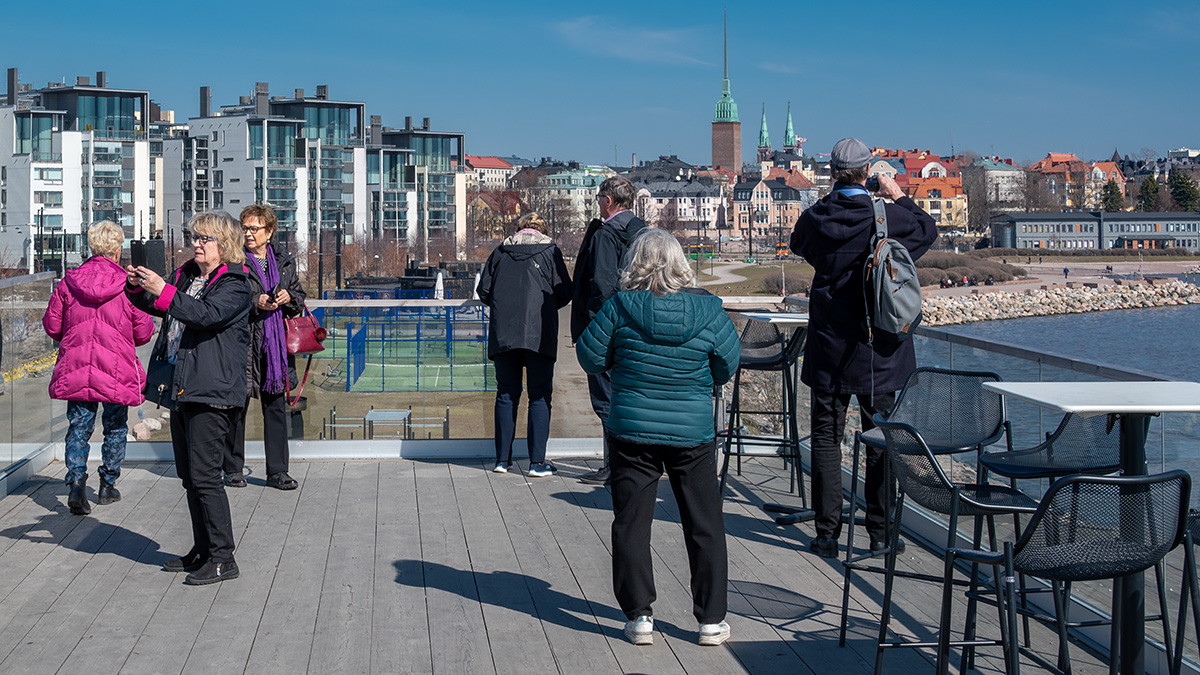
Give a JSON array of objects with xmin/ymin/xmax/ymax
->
[{"xmin": 871, "ymin": 198, "xmax": 888, "ymax": 244}]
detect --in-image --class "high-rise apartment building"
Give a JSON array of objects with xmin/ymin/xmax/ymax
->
[
  {"xmin": 0, "ymin": 68, "xmax": 155, "ymax": 271},
  {"xmin": 162, "ymin": 83, "xmax": 466, "ymax": 261}
]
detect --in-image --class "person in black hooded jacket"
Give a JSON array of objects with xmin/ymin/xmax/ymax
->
[
  {"xmin": 789, "ymin": 138, "xmax": 937, "ymax": 559},
  {"xmin": 477, "ymin": 212, "xmax": 573, "ymax": 477},
  {"xmin": 127, "ymin": 210, "xmax": 251, "ymax": 585},
  {"xmin": 570, "ymin": 176, "xmax": 647, "ymax": 485}
]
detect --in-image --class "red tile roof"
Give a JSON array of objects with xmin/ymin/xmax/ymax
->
[{"xmin": 466, "ymin": 156, "xmax": 514, "ymax": 170}]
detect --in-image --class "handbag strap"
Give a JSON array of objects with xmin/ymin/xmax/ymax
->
[{"xmin": 288, "ymin": 355, "xmax": 313, "ymax": 408}]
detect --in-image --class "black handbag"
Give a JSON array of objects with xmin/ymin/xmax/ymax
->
[{"xmin": 144, "ymin": 358, "xmax": 178, "ymax": 410}]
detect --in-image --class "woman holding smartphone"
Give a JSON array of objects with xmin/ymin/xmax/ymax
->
[{"xmin": 226, "ymin": 204, "xmax": 306, "ymax": 490}]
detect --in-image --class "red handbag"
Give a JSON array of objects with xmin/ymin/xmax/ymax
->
[{"xmin": 285, "ymin": 306, "xmax": 327, "ymax": 356}]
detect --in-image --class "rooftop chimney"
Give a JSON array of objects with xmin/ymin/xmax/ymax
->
[
  {"xmin": 239, "ymin": 96, "xmax": 251, "ymax": 105},
  {"xmin": 405, "ymin": 116, "xmax": 412, "ymax": 130},
  {"xmin": 315, "ymin": 85, "xmax": 328, "ymax": 100},
  {"xmin": 96, "ymin": 71, "xmax": 106, "ymax": 88},
  {"xmin": 199, "ymin": 86, "xmax": 211, "ymax": 117},
  {"xmin": 6, "ymin": 68, "xmax": 16, "ymax": 106},
  {"xmin": 76, "ymin": 76, "xmax": 89, "ymax": 86},
  {"xmin": 294, "ymin": 88, "xmax": 304, "ymax": 99},
  {"xmin": 254, "ymin": 82, "xmax": 268, "ymax": 116},
  {"xmin": 422, "ymin": 117, "xmax": 430, "ymax": 130},
  {"xmin": 369, "ymin": 115, "xmax": 382, "ymax": 145}
]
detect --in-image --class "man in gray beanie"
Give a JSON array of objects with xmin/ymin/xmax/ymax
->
[{"xmin": 788, "ymin": 138, "xmax": 937, "ymax": 559}]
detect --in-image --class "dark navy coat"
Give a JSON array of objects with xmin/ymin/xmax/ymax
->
[{"xmin": 790, "ymin": 190, "xmax": 937, "ymax": 395}]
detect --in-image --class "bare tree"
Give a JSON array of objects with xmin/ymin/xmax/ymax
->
[
  {"xmin": 1017, "ymin": 171, "xmax": 1059, "ymax": 212},
  {"xmin": 961, "ymin": 163, "xmax": 993, "ymax": 230}
]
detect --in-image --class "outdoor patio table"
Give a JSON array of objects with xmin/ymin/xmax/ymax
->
[
  {"xmin": 732, "ymin": 312, "xmax": 814, "ymax": 525},
  {"xmin": 981, "ymin": 380, "xmax": 1200, "ymax": 675}
]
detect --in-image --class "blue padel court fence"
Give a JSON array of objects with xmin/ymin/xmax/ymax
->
[{"xmin": 311, "ymin": 304, "xmax": 493, "ymax": 393}]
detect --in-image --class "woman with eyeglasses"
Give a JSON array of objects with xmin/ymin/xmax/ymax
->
[
  {"xmin": 127, "ymin": 211, "xmax": 252, "ymax": 586},
  {"xmin": 225, "ymin": 204, "xmax": 306, "ymax": 490}
]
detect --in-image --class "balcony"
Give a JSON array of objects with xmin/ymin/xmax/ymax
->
[
  {"xmin": 265, "ymin": 178, "xmax": 298, "ymax": 188},
  {"xmin": 86, "ymin": 152, "xmax": 123, "ymax": 165},
  {"xmin": 30, "ymin": 151, "xmax": 62, "ymax": 163},
  {"xmin": 267, "ymin": 157, "xmax": 306, "ymax": 167},
  {"xmin": 0, "ymin": 275, "xmax": 1194, "ymax": 675}
]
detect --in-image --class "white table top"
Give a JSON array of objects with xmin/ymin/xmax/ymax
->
[
  {"xmin": 364, "ymin": 409, "xmax": 412, "ymax": 422},
  {"xmin": 982, "ymin": 381, "xmax": 1200, "ymax": 418},
  {"xmin": 738, "ymin": 312, "xmax": 809, "ymax": 327}
]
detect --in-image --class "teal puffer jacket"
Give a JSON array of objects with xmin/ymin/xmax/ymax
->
[{"xmin": 576, "ymin": 288, "xmax": 740, "ymax": 446}]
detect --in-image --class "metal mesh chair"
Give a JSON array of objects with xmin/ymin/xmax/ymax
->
[
  {"xmin": 945, "ymin": 471, "xmax": 1189, "ymax": 675},
  {"xmin": 976, "ymin": 412, "xmax": 1123, "ymax": 663},
  {"xmin": 1171, "ymin": 510, "xmax": 1200, "ymax": 675},
  {"xmin": 979, "ymin": 413, "xmax": 1121, "ymax": 483},
  {"xmin": 844, "ymin": 417, "xmax": 1039, "ymax": 675},
  {"xmin": 844, "ymin": 368, "xmax": 1009, "ymax": 594},
  {"xmin": 718, "ymin": 319, "xmax": 807, "ymax": 498}
]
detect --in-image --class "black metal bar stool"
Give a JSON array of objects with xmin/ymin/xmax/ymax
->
[{"xmin": 718, "ymin": 317, "xmax": 808, "ymax": 504}]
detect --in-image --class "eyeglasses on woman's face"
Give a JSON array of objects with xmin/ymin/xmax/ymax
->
[
  {"xmin": 243, "ymin": 225, "xmax": 265, "ymax": 234},
  {"xmin": 190, "ymin": 234, "xmax": 218, "ymax": 246}
]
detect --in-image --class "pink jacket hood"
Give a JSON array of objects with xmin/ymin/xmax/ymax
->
[{"xmin": 42, "ymin": 256, "xmax": 156, "ymax": 405}]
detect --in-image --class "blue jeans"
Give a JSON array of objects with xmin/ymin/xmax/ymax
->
[
  {"xmin": 64, "ymin": 401, "xmax": 128, "ymax": 484},
  {"xmin": 493, "ymin": 350, "xmax": 555, "ymax": 465}
]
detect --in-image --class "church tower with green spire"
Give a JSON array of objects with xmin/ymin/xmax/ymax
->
[
  {"xmin": 710, "ymin": 10, "xmax": 741, "ymax": 171},
  {"xmin": 783, "ymin": 102, "xmax": 805, "ymax": 155},
  {"xmin": 756, "ymin": 103, "xmax": 772, "ymax": 162}
]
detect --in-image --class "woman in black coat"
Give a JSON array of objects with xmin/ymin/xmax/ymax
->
[
  {"xmin": 225, "ymin": 204, "xmax": 307, "ymax": 490},
  {"xmin": 476, "ymin": 212, "xmax": 573, "ymax": 476},
  {"xmin": 127, "ymin": 210, "xmax": 252, "ymax": 585}
]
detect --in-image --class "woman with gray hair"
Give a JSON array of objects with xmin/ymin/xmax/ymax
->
[
  {"xmin": 43, "ymin": 221, "xmax": 155, "ymax": 515},
  {"xmin": 576, "ymin": 228, "xmax": 740, "ymax": 647},
  {"xmin": 127, "ymin": 211, "xmax": 252, "ymax": 585}
]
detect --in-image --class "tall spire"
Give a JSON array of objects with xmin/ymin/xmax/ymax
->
[
  {"xmin": 758, "ymin": 103, "xmax": 771, "ymax": 149},
  {"xmin": 712, "ymin": 8, "xmax": 738, "ymax": 124},
  {"xmin": 784, "ymin": 102, "xmax": 796, "ymax": 150}
]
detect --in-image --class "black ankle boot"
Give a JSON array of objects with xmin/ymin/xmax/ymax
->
[
  {"xmin": 97, "ymin": 479, "xmax": 121, "ymax": 505},
  {"xmin": 67, "ymin": 475, "xmax": 91, "ymax": 515}
]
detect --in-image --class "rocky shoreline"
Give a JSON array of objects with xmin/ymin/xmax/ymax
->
[{"xmin": 922, "ymin": 279, "xmax": 1200, "ymax": 326}]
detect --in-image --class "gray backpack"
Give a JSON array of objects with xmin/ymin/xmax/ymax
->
[{"xmin": 863, "ymin": 198, "xmax": 922, "ymax": 343}]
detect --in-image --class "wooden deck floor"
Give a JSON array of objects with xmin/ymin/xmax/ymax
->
[{"xmin": 0, "ymin": 457, "xmax": 1114, "ymax": 675}]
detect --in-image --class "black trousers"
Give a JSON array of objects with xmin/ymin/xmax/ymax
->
[
  {"xmin": 228, "ymin": 389, "xmax": 291, "ymax": 477},
  {"xmin": 610, "ymin": 435, "xmax": 727, "ymax": 624},
  {"xmin": 492, "ymin": 349, "xmax": 554, "ymax": 465},
  {"xmin": 171, "ymin": 403, "xmax": 238, "ymax": 563},
  {"xmin": 587, "ymin": 371, "xmax": 612, "ymax": 464},
  {"xmin": 809, "ymin": 389, "xmax": 896, "ymax": 541}
]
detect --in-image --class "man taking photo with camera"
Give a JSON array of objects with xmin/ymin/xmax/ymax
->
[{"xmin": 789, "ymin": 138, "xmax": 937, "ymax": 559}]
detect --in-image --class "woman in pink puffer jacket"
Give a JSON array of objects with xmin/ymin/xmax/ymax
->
[{"xmin": 42, "ymin": 221, "xmax": 155, "ymax": 515}]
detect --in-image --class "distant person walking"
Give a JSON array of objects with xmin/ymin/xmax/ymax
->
[
  {"xmin": 226, "ymin": 204, "xmax": 306, "ymax": 491},
  {"xmin": 571, "ymin": 176, "xmax": 647, "ymax": 485},
  {"xmin": 476, "ymin": 212, "xmax": 573, "ymax": 476},
  {"xmin": 577, "ymin": 228, "xmax": 739, "ymax": 647},
  {"xmin": 1064, "ymin": 267, "xmax": 1069, "ymax": 279},
  {"xmin": 43, "ymin": 221, "xmax": 155, "ymax": 515}
]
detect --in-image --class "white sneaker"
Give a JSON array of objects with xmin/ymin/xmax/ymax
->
[
  {"xmin": 698, "ymin": 620, "xmax": 730, "ymax": 646},
  {"xmin": 493, "ymin": 463, "xmax": 512, "ymax": 473},
  {"xmin": 624, "ymin": 615, "xmax": 654, "ymax": 645}
]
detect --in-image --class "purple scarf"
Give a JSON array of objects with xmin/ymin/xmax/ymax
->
[{"xmin": 248, "ymin": 245, "xmax": 288, "ymax": 394}]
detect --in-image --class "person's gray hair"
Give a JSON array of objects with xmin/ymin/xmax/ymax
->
[
  {"xmin": 598, "ymin": 176, "xmax": 637, "ymax": 209},
  {"xmin": 87, "ymin": 220, "xmax": 124, "ymax": 258},
  {"xmin": 832, "ymin": 165, "xmax": 869, "ymax": 185},
  {"xmin": 619, "ymin": 228, "xmax": 695, "ymax": 295}
]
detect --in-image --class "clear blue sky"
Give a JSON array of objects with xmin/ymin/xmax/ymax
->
[{"xmin": 4, "ymin": 0, "xmax": 1197, "ymax": 167}]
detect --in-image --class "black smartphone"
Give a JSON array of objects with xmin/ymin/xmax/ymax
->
[{"xmin": 130, "ymin": 240, "xmax": 147, "ymax": 268}]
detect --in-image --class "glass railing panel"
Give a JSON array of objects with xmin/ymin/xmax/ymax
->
[{"xmin": 0, "ymin": 273, "xmax": 60, "ymax": 469}]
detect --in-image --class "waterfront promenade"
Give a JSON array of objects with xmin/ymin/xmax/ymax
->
[{"xmin": 0, "ymin": 456, "xmax": 1115, "ymax": 675}]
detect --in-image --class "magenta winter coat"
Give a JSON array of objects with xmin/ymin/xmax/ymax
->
[{"xmin": 43, "ymin": 255, "xmax": 155, "ymax": 405}]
